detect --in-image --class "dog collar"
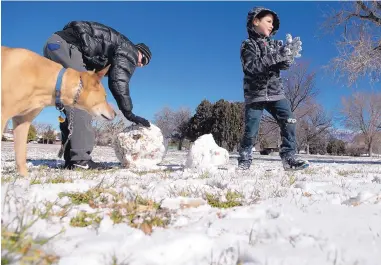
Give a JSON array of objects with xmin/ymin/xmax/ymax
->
[{"xmin": 55, "ymin": 67, "xmax": 66, "ymax": 112}]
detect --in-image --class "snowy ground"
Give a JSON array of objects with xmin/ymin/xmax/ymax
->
[{"xmin": 1, "ymin": 142, "xmax": 381, "ymax": 265}]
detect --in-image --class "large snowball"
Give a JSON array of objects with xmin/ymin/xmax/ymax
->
[
  {"xmin": 185, "ymin": 134, "xmax": 229, "ymax": 170},
  {"xmin": 113, "ymin": 124, "xmax": 166, "ymax": 170}
]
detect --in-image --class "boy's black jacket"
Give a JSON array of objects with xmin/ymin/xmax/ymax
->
[{"xmin": 241, "ymin": 7, "xmax": 292, "ymax": 104}]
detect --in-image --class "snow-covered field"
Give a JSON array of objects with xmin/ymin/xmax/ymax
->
[{"xmin": 1, "ymin": 142, "xmax": 381, "ymax": 265}]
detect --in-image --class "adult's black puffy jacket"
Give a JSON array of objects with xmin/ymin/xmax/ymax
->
[{"xmin": 55, "ymin": 21, "xmax": 139, "ymax": 116}]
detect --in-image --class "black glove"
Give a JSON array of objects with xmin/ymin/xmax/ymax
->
[
  {"xmin": 273, "ymin": 47, "xmax": 294, "ymax": 64},
  {"xmin": 124, "ymin": 111, "xmax": 151, "ymax": 127}
]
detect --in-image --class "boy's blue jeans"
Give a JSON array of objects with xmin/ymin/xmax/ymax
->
[{"xmin": 239, "ymin": 98, "xmax": 297, "ymax": 162}]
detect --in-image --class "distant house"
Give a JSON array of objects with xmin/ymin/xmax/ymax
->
[
  {"xmin": 259, "ymin": 145, "xmax": 280, "ymax": 155},
  {"xmin": 2, "ymin": 127, "xmax": 61, "ymax": 143},
  {"xmin": 2, "ymin": 132, "xmax": 14, "ymax": 141},
  {"xmin": 36, "ymin": 130, "xmax": 61, "ymax": 144},
  {"xmin": 55, "ymin": 130, "xmax": 61, "ymax": 141}
]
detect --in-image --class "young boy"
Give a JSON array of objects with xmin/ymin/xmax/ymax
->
[{"xmin": 238, "ymin": 7, "xmax": 309, "ymax": 171}]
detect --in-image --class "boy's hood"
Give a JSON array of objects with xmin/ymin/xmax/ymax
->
[{"xmin": 246, "ymin": 7, "xmax": 280, "ymax": 39}]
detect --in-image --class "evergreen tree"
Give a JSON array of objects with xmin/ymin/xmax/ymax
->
[
  {"xmin": 27, "ymin": 124, "xmax": 37, "ymax": 142},
  {"xmin": 211, "ymin": 99, "xmax": 231, "ymax": 147},
  {"xmin": 186, "ymin": 99, "xmax": 213, "ymax": 141},
  {"xmin": 327, "ymin": 138, "xmax": 346, "ymax": 155},
  {"xmin": 228, "ymin": 102, "xmax": 245, "ymax": 151}
]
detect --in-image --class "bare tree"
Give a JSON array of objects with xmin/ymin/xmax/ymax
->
[
  {"xmin": 32, "ymin": 122, "xmax": 52, "ymax": 143},
  {"xmin": 322, "ymin": 1, "xmax": 381, "ymax": 84},
  {"xmin": 257, "ymin": 121, "xmax": 279, "ymax": 150},
  {"xmin": 373, "ymin": 133, "xmax": 381, "ymax": 154},
  {"xmin": 296, "ymin": 102, "xmax": 333, "ymax": 154},
  {"xmin": 153, "ymin": 106, "xmax": 192, "ymax": 150},
  {"xmin": 172, "ymin": 107, "xmax": 191, "ymax": 150},
  {"xmin": 92, "ymin": 118, "xmax": 107, "ymax": 145},
  {"xmin": 92, "ymin": 108, "xmax": 130, "ymax": 146},
  {"xmin": 341, "ymin": 91, "xmax": 381, "ymax": 156},
  {"xmin": 153, "ymin": 106, "xmax": 175, "ymax": 138},
  {"xmin": 42, "ymin": 124, "xmax": 57, "ymax": 144},
  {"xmin": 284, "ymin": 62, "xmax": 318, "ymax": 113}
]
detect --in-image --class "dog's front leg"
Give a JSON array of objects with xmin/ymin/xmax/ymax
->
[
  {"xmin": 13, "ymin": 116, "xmax": 30, "ymax": 177},
  {"xmin": 12, "ymin": 108, "xmax": 42, "ymax": 177}
]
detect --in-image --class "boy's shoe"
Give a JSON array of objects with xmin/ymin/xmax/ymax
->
[
  {"xmin": 281, "ymin": 155, "xmax": 309, "ymax": 171},
  {"xmin": 237, "ymin": 159, "xmax": 252, "ymax": 170},
  {"xmin": 64, "ymin": 160, "xmax": 111, "ymax": 170}
]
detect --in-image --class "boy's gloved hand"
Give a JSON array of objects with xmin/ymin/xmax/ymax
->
[
  {"xmin": 275, "ymin": 40, "xmax": 294, "ymax": 66},
  {"xmin": 273, "ymin": 40, "xmax": 294, "ymax": 63},
  {"xmin": 123, "ymin": 111, "xmax": 151, "ymax": 127},
  {"xmin": 276, "ymin": 40, "xmax": 293, "ymax": 57}
]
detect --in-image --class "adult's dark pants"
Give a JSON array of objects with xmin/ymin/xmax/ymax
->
[{"xmin": 43, "ymin": 34, "xmax": 95, "ymax": 163}]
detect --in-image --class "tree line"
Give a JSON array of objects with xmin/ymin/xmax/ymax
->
[{"xmin": 153, "ymin": 61, "xmax": 381, "ymax": 156}]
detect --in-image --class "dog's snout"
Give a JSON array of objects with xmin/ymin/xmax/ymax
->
[
  {"xmin": 101, "ymin": 114, "xmax": 110, "ymax": 120},
  {"xmin": 103, "ymin": 109, "xmax": 117, "ymax": 121},
  {"xmin": 108, "ymin": 108, "xmax": 116, "ymax": 120},
  {"xmin": 101, "ymin": 111, "xmax": 116, "ymax": 121},
  {"xmin": 92, "ymin": 103, "xmax": 117, "ymax": 121}
]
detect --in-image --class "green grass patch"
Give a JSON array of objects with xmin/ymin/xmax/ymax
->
[
  {"xmin": 70, "ymin": 211, "xmax": 102, "ymax": 227},
  {"xmin": 205, "ymin": 191, "xmax": 244, "ymax": 208}
]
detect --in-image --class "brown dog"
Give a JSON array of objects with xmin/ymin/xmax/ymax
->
[{"xmin": 1, "ymin": 46, "xmax": 116, "ymax": 176}]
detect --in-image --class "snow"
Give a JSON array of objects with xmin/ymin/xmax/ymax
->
[
  {"xmin": 1, "ymin": 141, "xmax": 381, "ymax": 265},
  {"xmin": 185, "ymin": 134, "xmax": 230, "ymax": 171},
  {"xmin": 113, "ymin": 123, "xmax": 166, "ymax": 170}
]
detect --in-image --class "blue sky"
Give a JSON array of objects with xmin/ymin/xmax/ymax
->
[{"xmin": 2, "ymin": 1, "xmax": 378, "ymax": 130}]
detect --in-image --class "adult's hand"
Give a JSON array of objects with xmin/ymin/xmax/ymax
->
[{"xmin": 124, "ymin": 111, "xmax": 151, "ymax": 127}]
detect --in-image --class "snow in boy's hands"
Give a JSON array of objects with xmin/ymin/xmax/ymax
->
[
  {"xmin": 285, "ymin": 34, "xmax": 293, "ymax": 45},
  {"xmin": 290, "ymin": 39, "xmax": 302, "ymax": 58},
  {"xmin": 284, "ymin": 34, "xmax": 302, "ymax": 58}
]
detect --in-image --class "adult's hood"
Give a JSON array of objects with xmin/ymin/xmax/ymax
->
[{"xmin": 246, "ymin": 7, "xmax": 280, "ymax": 38}]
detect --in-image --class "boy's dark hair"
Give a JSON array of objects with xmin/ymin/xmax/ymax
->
[
  {"xmin": 247, "ymin": 7, "xmax": 280, "ymax": 37},
  {"xmin": 256, "ymin": 10, "xmax": 275, "ymax": 20}
]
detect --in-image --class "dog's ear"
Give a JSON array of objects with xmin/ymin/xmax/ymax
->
[{"xmin": 95, "ymin": 65, "xmax": 111, "ymax": 81}]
